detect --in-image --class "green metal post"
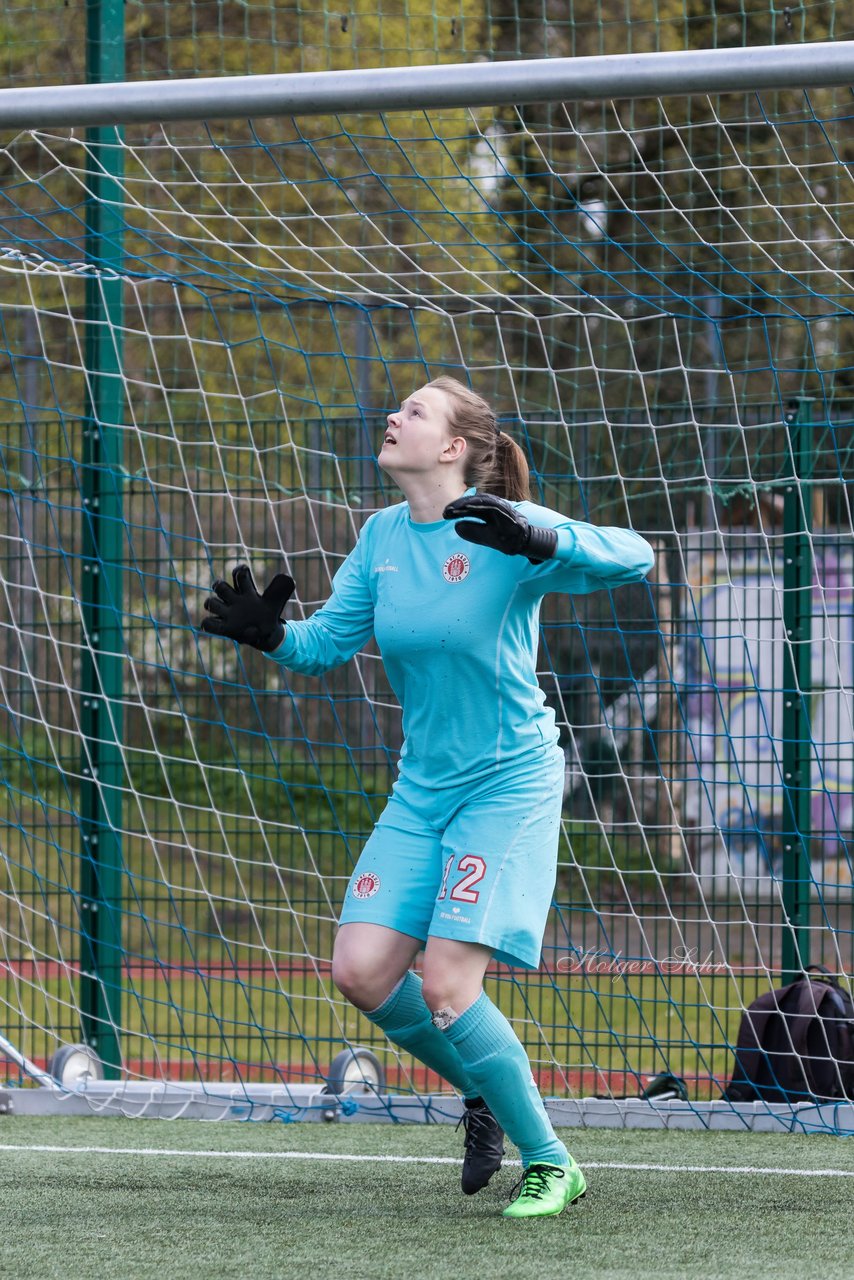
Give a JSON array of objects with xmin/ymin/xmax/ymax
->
[
  {"xmin": 79, "ymin": 0, "xmax": 125, "ymax": 1077},
  {"xmin": 780, "ymin": 398, "xmax": 814, "ymax": 983}
]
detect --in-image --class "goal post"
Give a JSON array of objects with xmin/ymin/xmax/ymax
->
[{"xmin": 1, "ymin": 42, "xmax": 853, "ymax": 1128}]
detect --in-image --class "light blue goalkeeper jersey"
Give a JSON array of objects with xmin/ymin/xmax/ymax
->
[{"xmin": 266, "ymin": 489, "xmax": 655, "ymax": 791}]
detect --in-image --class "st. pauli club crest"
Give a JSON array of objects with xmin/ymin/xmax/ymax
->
[
  {"xmin": 352, "ymin": 871, "xmax": 381, "ymax": 899},
  {"xmin": 442, "ymin": 553, "xmax": 470, "ymax": 583}
]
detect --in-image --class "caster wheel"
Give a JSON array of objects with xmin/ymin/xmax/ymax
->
[
  {"xmin": 322, "ymin": 1046, "xmax": 385, "ymax": 1101},
  {"xmin": 47, "ymin": 1044, "xmax": 104, "ymax": 1088}
]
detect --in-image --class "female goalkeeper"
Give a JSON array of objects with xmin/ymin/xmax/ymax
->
[{"xmin": 200, "ymin": 377, "xmax": 654, "ymax": 1219}]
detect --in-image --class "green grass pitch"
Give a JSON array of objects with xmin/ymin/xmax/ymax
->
[{"xmin": 2, "ymin": 1116, "xmax": 852, "ymax": 1280}]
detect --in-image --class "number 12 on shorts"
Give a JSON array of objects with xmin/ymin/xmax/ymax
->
[{"xmin": 437, "ymin": 854, "xmax": 486, "ymax": 904}]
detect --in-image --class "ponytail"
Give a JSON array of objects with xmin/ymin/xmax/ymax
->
[{"xmin": 489, "ymin": 431, "xmax": 531, "ymax": 503}]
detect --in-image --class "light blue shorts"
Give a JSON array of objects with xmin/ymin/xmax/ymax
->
[{"xmin": 339, "ymin": 746, "xmax": 565, "ymax": 970}]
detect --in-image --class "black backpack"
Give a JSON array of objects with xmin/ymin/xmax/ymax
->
[{"xmin": 724, "ymin": 965, "xmax": 854, "ymax": 1104}]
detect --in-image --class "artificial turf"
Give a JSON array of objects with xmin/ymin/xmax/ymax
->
[{"xmin": 2, "ymin": 1116, "xmax": 852, "ymax": 1279}]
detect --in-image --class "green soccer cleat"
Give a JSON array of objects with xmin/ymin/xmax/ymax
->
[{"xmin": 501, "ymin": 1158, "xmax": 587, "ymax": 1220}]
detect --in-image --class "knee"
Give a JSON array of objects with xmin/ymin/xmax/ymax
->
[
  {"xmin": 421, "ymin": 974, "xmax": 480, "ymax": 1017},
  {"xmin": 419, "ymin": 976, "xmax": 451, "ymax": 1014},
  {"xmin": 331, "ymin": 952, "xmax": 393, "ymax": 1012},
  {"xmin": 330, "ymin": 953, "xmax": 371, "ymax": 1009}
]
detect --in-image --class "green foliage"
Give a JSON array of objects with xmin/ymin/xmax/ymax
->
[
  {"xmin": 1, "ymin": 2, "xmax": 852, "ymax": 441},
  {"xmin": 491, "ymin": 3, "xmax": 853, "ymax": 414}
]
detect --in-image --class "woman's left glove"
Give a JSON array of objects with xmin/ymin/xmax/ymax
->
[
  {"xmin": 443, "ymin": 493, "xmax": 558, "ymax": 565},
  {"xmin": 200, "ymin": 565, "xmax": 295, "ymax": 652}
]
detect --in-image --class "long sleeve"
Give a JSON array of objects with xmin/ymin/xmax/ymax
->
[
  {"xmin": 516, "ymin": 500, "xmax": 655, "ymax": 596},
  {"xmin": 264, "ymin": 516, "xmax": 376, "ymax": 676}
]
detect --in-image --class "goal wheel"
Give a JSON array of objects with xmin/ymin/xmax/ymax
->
[
  {"xmin": 321, "ymin": 1047, "xmax": 385, "ymax": 1118},
  {"xmin": 47, "ymin": 1044, "xmax": 105, "ymax": 1088}
]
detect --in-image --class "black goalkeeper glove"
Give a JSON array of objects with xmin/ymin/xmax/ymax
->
[
  {"xmin": 442, "ymin": 493, "xmax": 558, "ymax": 565},
  {"xmin": 200, "ymin": 564, "xmax": 295, "ymax": 653}
]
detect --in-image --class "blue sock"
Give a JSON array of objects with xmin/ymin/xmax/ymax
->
[
  {"xmin": 441, "ymin": 991, "xmax": 569, "ymax": 1167},
  {"xmin": 365, "ymin": 971, "xmax": 478, "ymax": 1098}
]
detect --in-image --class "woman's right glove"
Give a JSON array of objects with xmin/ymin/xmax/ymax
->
[{"xmin": 200, "ymin": 564, "xmax": 295, "ymax": 653}]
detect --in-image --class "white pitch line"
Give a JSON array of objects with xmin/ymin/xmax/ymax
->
[
  {"xmin": 582, "ymin": 1161, "xmax": 854, "ymax": 1178},
  {"xmin": 1, "ymin": 1144, "xmax": 853, "ymax": 1178},
  {"xmin": 0, "ymin": 1144, "xmax": 461, "ymax": 1165}
]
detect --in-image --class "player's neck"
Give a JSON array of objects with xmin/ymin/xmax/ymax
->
[{"xmin": 401, "ymin": 476, "xmax": 470, "ymax": 525}]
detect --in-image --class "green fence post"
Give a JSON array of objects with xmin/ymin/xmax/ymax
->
[
  {"xmin": 780, "ymin": 397, "xmax": 814, "ymax": 984},
  {"xmin": 79, "ymin": 0, "xmax": 125, "ymax": 1077}
]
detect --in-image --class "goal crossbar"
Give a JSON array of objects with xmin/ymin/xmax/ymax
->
[{"xmin": 0, "ymin": 39, "xmax": 852, "ymax": 129}]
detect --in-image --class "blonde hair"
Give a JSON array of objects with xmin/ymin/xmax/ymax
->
[{"xmin": 427, "ymin": 376, "xmax": 530, "ymax": 502}]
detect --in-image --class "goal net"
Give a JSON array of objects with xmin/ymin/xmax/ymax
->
[{"xmin": 1, "ymin": 47, "xmax": 853, "ymax": 1126}]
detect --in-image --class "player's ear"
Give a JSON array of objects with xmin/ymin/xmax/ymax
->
[{"xmin": 441, "ymin": 435, "xmax": 467, "ymax": 462}]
